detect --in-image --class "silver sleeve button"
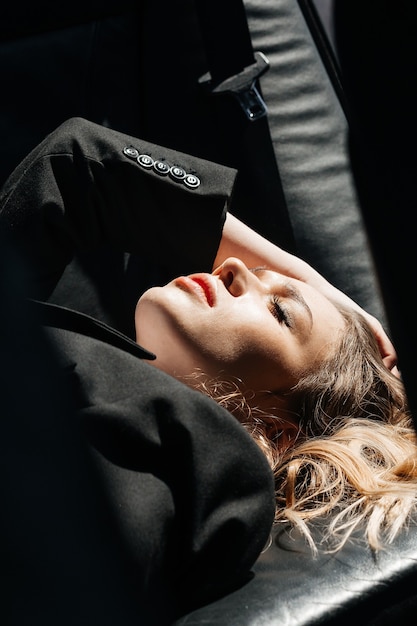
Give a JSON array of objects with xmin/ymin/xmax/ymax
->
[
  {"xmin": 184, "ymin": 174, "xmax": 201, "ymax": 189},
  {"xmin": 153, "ymin": 160, "xmax": 170, "ymax": 175},
  {"xmin": 137, "ymin": 154, "xmax": 154, "ymax": 169},
  {"xmin": 170, "ymin": 165, "xmax": 187, "ymax": 181},
  {"xmin": 123, "ymin": 146, "xmax": 139, "ymax": 159}
]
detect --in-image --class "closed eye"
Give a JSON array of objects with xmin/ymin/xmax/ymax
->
[{"xmin": 270, "ymin": 295, "xmax": 292, "ymax": 328}]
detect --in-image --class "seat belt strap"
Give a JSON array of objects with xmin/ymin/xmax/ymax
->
[
  {"xmin": 195, "ymin": 0, "xmax": 270, "ymax": 121},
  {"xmin": 194, "ymin": 0, "xmax": 296, "ymax": 251},
  {"xmin": 194, "ymin": 0, "xmax": 255, "ymax": 83}
]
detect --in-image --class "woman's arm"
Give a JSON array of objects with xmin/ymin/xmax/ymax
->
[{"xmin": 215, "ymin": 213, "xmax": 398, "ymax": 371}]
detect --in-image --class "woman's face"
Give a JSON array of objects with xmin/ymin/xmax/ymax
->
[{"xmin": 135, "ymin": 257, "xmax": 345, "ymax": 393}]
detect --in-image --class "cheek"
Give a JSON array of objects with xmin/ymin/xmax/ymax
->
[
  {"xmin": 135, "ymin": 289, "xmax": 235, "ymax": 374},
  {"xmin": 228, "ymin": 325, "xmax": 305, "ymax": 391},
  {"xmin": 202, "ymin": 323, "xmax": 273, "ymax": 383},
  {"xmin": 200, "ymin": 306, "xmax": 279, "ymax": 370}
]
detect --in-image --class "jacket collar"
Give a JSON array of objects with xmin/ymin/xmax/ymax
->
[{"xmin": 29, "ymin": 299, "xmax": 156, "ymax": 361}]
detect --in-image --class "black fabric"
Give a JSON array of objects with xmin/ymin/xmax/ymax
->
[
  {"xmin": 0, "ymin": 2, "xmax": 137, "ymax": 39},
  {"xmin": 0, "ymin": 234, "xmax": 148, "ymax": 626},
  {"xmin": 0, "ymin": 116, "xmax": 234, "ymax": 333},
  {"xmin": 0, "ymin": 118, "xmax": 276, "ymax": 624},
  {"xmin": 47, "ymin": 324, "xmax": 272, "ymax": 622},
  {"xmin": 194, "ymin": 0, "xmax": 255, "ymax": 84},
  {"xmin": 30, "ymin": 299, "xmax": 156, "ymax": 361}
]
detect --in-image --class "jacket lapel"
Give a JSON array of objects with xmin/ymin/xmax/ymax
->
[{"xmin": 30, "ymin": 300, "xmax": 156, "ymax": 361}]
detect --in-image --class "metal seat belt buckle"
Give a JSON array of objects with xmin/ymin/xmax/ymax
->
[{"xmin": 199, "ymin": 51, "xmax": 270, "ymax": 121}]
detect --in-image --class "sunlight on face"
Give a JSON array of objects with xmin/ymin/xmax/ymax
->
[{"xmin": 135, "ymin": 258, "xmax": 346, "ymax": 396}]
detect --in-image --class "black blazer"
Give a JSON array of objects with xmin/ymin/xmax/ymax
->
[{"xmin": 0, "ymin": 118, "xmax": 275, "ymax": 624}]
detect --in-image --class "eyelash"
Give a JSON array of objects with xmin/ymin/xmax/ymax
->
[{"xmin": 270, "ymin": 295, "xmax": 291, "ymax": 327}]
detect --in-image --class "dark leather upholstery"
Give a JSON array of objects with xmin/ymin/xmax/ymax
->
[
  {"xmin": 174, "ymin": 525, "xmax": 417, "ymax": 625},
  {"xmin": 244, "ymin": 0, "xmax": 386, "ymax": 324},
  {"xmin": 1, "ymin": 1, "xmax": 416, "ymax": 624}
]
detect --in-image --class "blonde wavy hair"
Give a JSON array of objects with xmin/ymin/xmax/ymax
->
[{"xmin": 196, "ymin": 307, "xmax": 417, "ymax": 553}]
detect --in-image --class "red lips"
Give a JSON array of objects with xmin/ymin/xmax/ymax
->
[
  {"xmin": 175, "ymin": 274, "xmax": 216, "ymax": 307},
  {"xmin": 190, "ymin": 276, "xmax": 214, "ymax": 307}
]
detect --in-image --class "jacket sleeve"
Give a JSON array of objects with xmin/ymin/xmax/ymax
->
[{"xmin": 0, "ymin": 117, "xmax": 237, "ymax": 299}]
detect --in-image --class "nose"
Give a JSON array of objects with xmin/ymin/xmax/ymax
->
[{"xmin": 213, "ymin": 257, "xmax": 255, "ymax": 297}]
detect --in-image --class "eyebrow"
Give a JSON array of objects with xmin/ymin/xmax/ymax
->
[
  {"xmin": 251, "ymin": 267, "xmax": 313, "ymax": 330},
  {"xmin": 283, "ymin": 282, "xmax": 313, "ymax": 329}
]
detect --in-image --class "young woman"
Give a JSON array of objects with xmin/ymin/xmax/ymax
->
[
  {"xmin": 136, "ymin": 255, "xmax": 417, "ymax": 554},
  {"xmin": 1, "ymin": 117, "xmax": 416, "ymax": 621}
]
